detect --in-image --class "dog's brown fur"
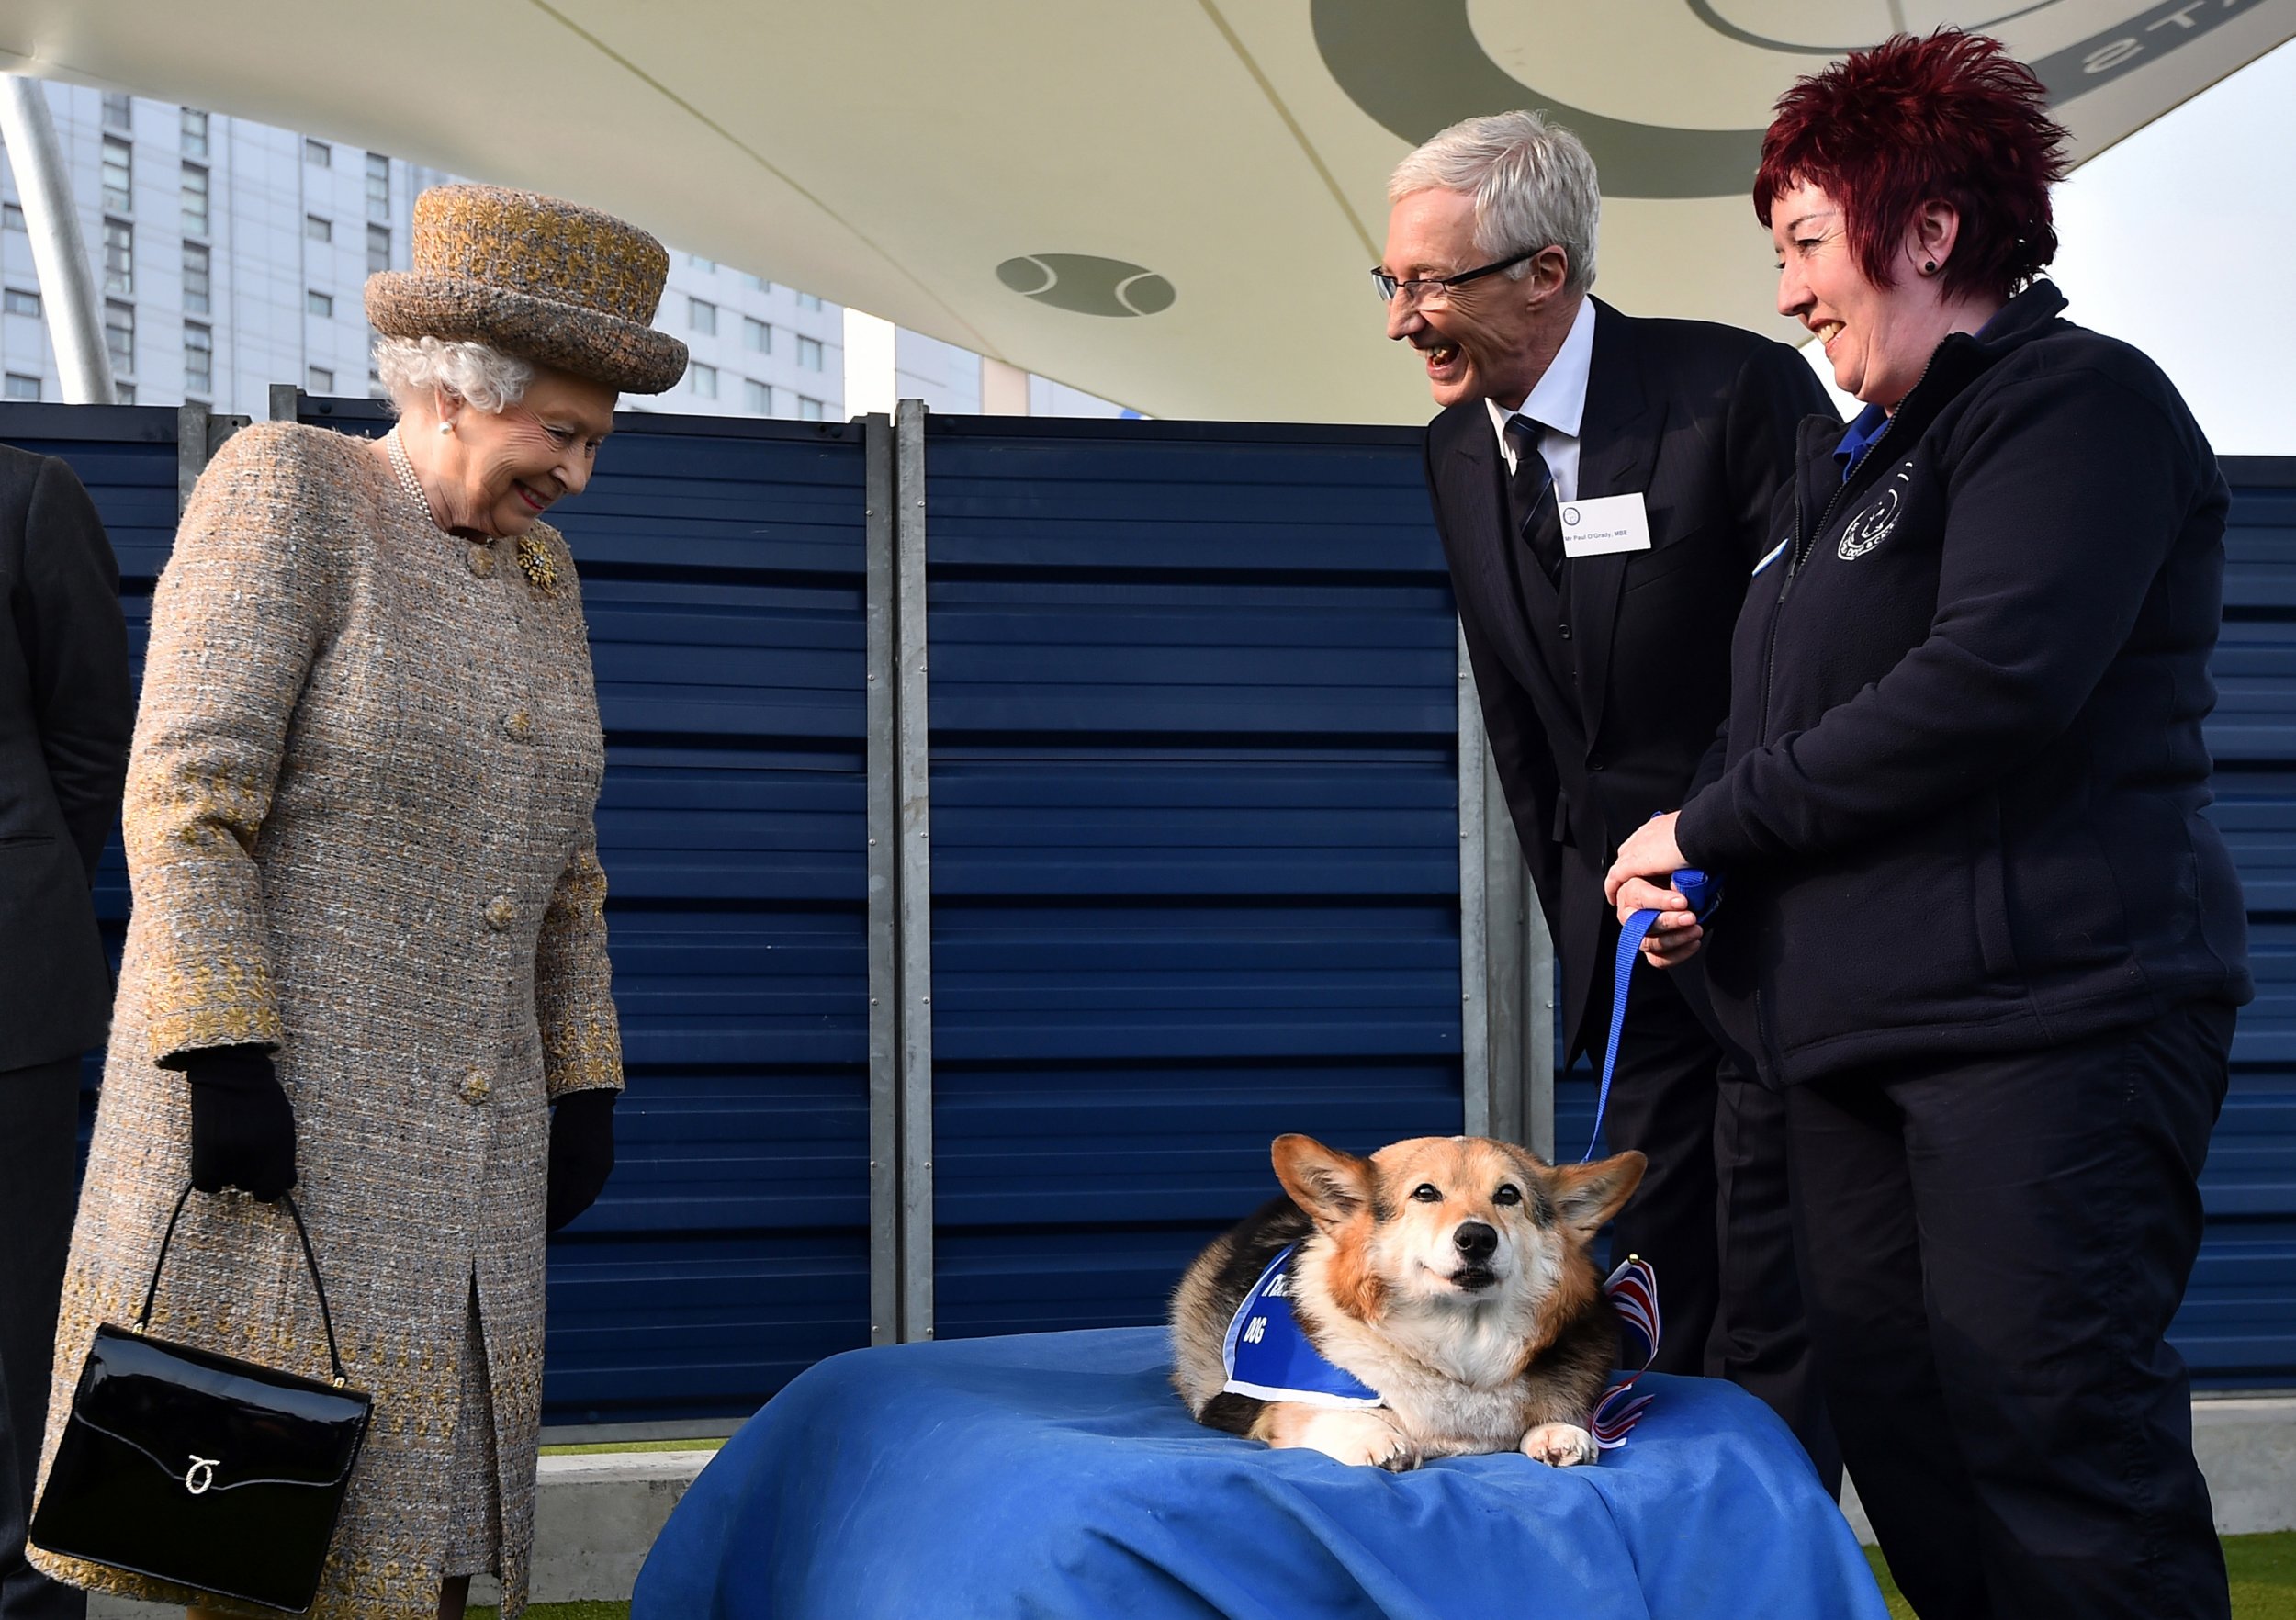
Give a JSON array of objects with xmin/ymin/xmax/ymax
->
[{"xmin": 1170, "ymin": 1134, "xmax": 1645, "ymax": 1469}]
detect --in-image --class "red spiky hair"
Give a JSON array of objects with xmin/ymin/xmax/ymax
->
[{"xmin": 1754, "ymin": 30, "xmax": 2069, "ymax": 301}]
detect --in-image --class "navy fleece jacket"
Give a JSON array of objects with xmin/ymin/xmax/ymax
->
[{"xmin": 1676, "ymin": 281, "xmax": 2251, "ymax": 1086}]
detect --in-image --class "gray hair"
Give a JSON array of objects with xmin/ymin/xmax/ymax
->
[
  {"xmin": 373, "ymin": 335, "xmax": 534, "ymax": 415},
  {"xmin": 1387, "ymin": 111, "xmax": 1601, "ymax": 294}
]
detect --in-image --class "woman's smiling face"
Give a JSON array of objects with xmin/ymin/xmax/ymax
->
[{"xmin": 437, "ymin": 366, "xmax": 618, "ymax": 537}]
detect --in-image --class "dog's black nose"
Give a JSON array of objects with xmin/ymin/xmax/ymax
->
[{"xmin": 1454, "ymin": 1222, "xmax": 1497, "ymax": 1260}]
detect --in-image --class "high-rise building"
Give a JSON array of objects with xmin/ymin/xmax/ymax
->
[{"xmin": 0, "ymin": 84, "xmax": 1125, "ymax": 420}]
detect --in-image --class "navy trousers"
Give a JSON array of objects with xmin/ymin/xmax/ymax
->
[
  {"xmin": 0, "ymin": 1057, "xmax": 85, "ymax": 1620},
  {"xmin": 1786, "ymin": 1000, "xmax": 2234, "ymax": 1620},
  {"xmin": 1598, "ymin": 955, "xmax": 1840, "ymax": 1491}
]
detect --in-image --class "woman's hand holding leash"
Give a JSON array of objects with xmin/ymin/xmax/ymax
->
[{"xmin": 1605, "ymin": 813, "xmax": 1705, "ymax": 967}]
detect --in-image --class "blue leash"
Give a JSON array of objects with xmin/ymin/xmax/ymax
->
[{"xmin": 1585, "ymin": 867, "xmax": 1721, "ymax": 1163}]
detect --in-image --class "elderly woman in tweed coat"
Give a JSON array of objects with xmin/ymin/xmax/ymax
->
[{"xmin": 28, "ymin": 186, "xmax": 686, "ymax": 1620}]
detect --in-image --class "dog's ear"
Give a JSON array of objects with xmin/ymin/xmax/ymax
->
[
  {"xmin": 1272, "ymin": 1135, "xmax": 1374, "ymax": 1227},
  {"xmin": 1547, "ymin": 1152, "xmax": 1646, "ymax": 1242}
]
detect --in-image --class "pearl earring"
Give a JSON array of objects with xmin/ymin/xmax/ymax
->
[{"xmin": 438, "ymin": 421, "xmax": 455, "ymax": 434}]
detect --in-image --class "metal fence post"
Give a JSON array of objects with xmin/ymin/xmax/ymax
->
[
  {"xmin": 1457, "ymin": 631, "xmax": 1555, "ymax": 1158},
  {"xmin": 892, "ymin": 399, "xmax": 935, "ymax": 1342},
  {"xmin": 863, "ymin": 413, "xmax": 901, "ymax": 1346},
  {"xmin": 1458, "ymin": 625, "xmax": 1492, "ymax": 1136}
]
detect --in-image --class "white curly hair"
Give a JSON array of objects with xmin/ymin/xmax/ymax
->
[{"xmin": 373, "ymin": 335, "xmax": 535, "ymax": 416}]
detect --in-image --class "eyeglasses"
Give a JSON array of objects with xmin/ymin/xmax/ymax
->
[{"xmin": 1371, "ymin": 248, "xmax": 1540, "ymax": 306}]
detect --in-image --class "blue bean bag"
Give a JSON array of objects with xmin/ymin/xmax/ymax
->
[{"xmin": 634, "ymin": 1326, "xmax": 1887, "ymax": 1620}]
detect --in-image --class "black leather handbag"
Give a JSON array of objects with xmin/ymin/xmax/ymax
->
[{"xmin": 30, "ymin": 1186, "xmax": 373, "ymax": 1614}]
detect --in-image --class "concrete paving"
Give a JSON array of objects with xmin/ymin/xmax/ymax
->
[{"xmin": 86, "ymin": 1398, "xmax": 2293, "ymax": 1612}]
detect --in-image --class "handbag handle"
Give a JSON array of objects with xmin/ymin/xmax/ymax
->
[{"xmin": 136, "ymin": 1186, "xmax": 353, "ymax": 1390}]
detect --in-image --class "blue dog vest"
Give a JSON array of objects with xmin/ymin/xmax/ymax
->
[{"xmin": 1219, "ymin": 1244, "xmax": 1382, "ymax": 1408}]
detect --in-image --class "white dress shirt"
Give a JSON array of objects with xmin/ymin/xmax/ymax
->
[{"xmin": 1485, "ymin": 294, "xmax": 1597, "ymax": 504}]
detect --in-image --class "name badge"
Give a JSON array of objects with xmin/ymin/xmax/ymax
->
[{"xmin": 1559, "ymin": 491, "xmax": 1652, "ymax": 557}]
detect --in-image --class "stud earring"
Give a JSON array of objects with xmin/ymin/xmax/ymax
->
[
  {"xmin": 1922, "ymin": 260, "xmax": 1939, "ymax": 275},
  {"xmin": 438, "ymin": 421, "xmax": 455, "ymax": 434}
]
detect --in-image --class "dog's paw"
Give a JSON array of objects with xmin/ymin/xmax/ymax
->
[
  {"xmin": 1288, "ymin": 1408, "xmax": 1422, "ymax": 1471},
  {"xmin": 1520, "ymin": 1422, "xmax": 1598, "ymax": 1468}
]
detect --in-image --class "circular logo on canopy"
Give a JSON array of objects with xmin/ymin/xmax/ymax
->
[{"xmin": 996, "ymin": 255, "xmax": 1176, "ymax": 318}]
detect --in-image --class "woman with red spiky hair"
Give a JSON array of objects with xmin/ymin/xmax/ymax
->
[{"xmin": 1606, "ymin": 30, "xmax": 2248, "ymax": 1619}]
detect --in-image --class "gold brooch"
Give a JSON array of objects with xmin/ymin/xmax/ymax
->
[{"xmin": 515, "ymin": 535, "xmax": 559, "ymax": 593}]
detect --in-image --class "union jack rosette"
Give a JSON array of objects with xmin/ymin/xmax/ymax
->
[{"xmin": 1591, "ymin": 1255, "xmax": 1660, "ymax": 1451}]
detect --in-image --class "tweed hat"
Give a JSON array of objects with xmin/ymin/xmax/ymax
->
[{"xmin": 366, "ymin": 185, "xmax": 688, "ymax": 395}]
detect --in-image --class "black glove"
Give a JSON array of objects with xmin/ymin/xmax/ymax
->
[
  {"xmin": 546, "ymin": 1089, "xmax": 618, "ymax": 1233},
  {"xmin": 179, "ymin": 1045, "xmax": 297, "ymax": 1201}
]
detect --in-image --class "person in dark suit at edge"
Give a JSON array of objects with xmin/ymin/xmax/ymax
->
[
  {"xmin": 0, "ymin": 443, "xmax": 131, "ymax": 1620},
  {"xmin": 1379, "ymin": 111, "xmax": 1838, "ymax": 1482}
]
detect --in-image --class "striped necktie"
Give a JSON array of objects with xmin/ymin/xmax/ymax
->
[{"xmin": 1503, "ymin": 414, "xmax": 1561, "ymax": 582}]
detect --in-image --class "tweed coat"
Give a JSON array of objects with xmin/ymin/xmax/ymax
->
[{"xmin": 29, "ymin": 421, "xmax": 622, "ymax": 1620}]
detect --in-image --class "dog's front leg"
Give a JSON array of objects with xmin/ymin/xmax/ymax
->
[
  {"xmin": 1519, "ymin": 1421, "xmax": 1599, "ymax": 1468},
  {"xmin": 1254, "ymin": 1403, "xmax": 1421, "ymax": 1471}
]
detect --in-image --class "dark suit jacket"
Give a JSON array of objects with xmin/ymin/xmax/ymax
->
[
  {"xmin": 1424, "ymin": 299, "xmax": 1830, "ymax": 1060},
  {"xmin": 0, "ymin": 443, "xmax": 132, "ymax": 1071}
]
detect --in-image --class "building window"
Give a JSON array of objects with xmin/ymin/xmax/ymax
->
[
  {"xmin": 184, "ymin": 322, "xmax": 212, "ymax": 396},
  {"xmin": 305, "ymin": 214, "xmax": 332, "ymax": 243},
  {"xmin": 798, "ymin": 396, "xmax": 824, "ymax": 421},
  {"xmin": 306, "ymin": 289, "xmax": 333, "ymax": 318},
  {"xmin": 690, "ymin": 362, "xmax": 718, "ymax": 399},
  {"xmin": 114, "ymin": 382, "xmax": 136, "ymax": 404},
  {"xmin": 4, "ymin": 375, "xmax": 39, "ymax": 401},
  {"xmin": 741, "ymin": 272, "xmax": 768, "ymax": 292},
  {"xmin": 180, "ymin": 107, "xmax": 208, "ymax": 159},
  {"xmin": 743, "ymin": 316, "xmax": 770, "ymax": 354},
  {"xmin": 366, "ymin": 224, "xmax": 390, "ymax": 274},
  {"xmin": 689, "ymin": 253, "xmax": 715, "ymax": 272},
  {"xmin": 183, "ymin": 242, "xmax": 210, "ymax": 314},
  {"xmin": 688, "ymin": 297, "xmax": 716, "ymax": 336},
  {"xmin": 104, "ymin": 301, "xmax": 134, "ymax": 376},
  {"xmin": 101, "ymin": 138, "xmax": 132, "ymax": 214},
  {"xmin": 2, "ymin": 203, "xmax": 22, "ymax": 231},
  {"xmin": 795, "ymin": 292, "xmax": 823, "ymax": 311},
  {"xmin": 4, "ymin": 288, "xmax": 39, "ymax": 318},
  {"xmin": 304, "ymin": 138, "xmax": 331, "ymax": 167},
  {"xmin": 102, "ymin": 220, "xmax": 133, "ymax": 295},
  {"xmin": 366, "ymin": 152, "xmax": 389, "ymax": 222},
  {"xmin": 102, "ymin": 93, "xmax": 132, "ymax": 131},
  {"xmin": 308, "ymin": 366, "xmax": 334, "ymax": 394},
  {"xmin": 744, "ymin": 378, "xmax": 771, "ymax": 414},
  {"xmin": 181, "ymin": 163, "xmax": 208, "ymax": 237},
  {"xmin": 796, "ymin": 336, "xmax": 823, "ymax": 371}
]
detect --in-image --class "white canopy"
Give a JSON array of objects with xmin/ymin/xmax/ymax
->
[{"xmin": 6, "ymin": 1, "xmax": 2289, "ymax": 422}]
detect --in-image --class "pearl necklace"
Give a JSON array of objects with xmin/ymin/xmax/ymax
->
[{"xmin": 384, "ymin": 428, "xmax": 438, "ymax": 528}]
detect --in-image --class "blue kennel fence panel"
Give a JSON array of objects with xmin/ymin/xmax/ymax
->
[
  {"xmin": 919, "ymin": 417, "xmax": 1467, "ymax": 1340},
  {"xmin": 2189, "ymin": 456, "xmax": 2296, "ymax": 1389}
]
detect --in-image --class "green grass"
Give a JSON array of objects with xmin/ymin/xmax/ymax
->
[
  {"xmin": 538, "ymin": 1435, "xmax": 728, "ymax": 1457},
  {"xmin": 1867, "ymin": 1534, "xmax": 2296, "ymax": 1618}
]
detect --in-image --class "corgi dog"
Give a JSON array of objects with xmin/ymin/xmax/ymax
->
[{"xmin": 1169, "ymin": 1133, "xmax": 1646, "ymax": 1470}]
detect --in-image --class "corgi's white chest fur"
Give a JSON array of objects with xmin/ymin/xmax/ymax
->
[{"xmin": 1295, "ymin": 1253, "xmax": 1557, "ymax": 1453}]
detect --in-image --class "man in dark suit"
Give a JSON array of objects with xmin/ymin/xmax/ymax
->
[
  {"xmin": 1382, "ymin": 112, "xmax": 1838, "ymax": 1479},
  {"xmin": 0, "ymin": 442, "xmax": 131, "ymax": 1620}
]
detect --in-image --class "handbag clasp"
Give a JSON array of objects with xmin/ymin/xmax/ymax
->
[{"xmin": 184, "ymin": 1456, "xmax": 218, "ymax": 1496}]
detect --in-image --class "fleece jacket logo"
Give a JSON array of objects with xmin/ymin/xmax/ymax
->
[{"xmin": 1839, "ymin": 465, "xmax": 1914, "ymax": 560}]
